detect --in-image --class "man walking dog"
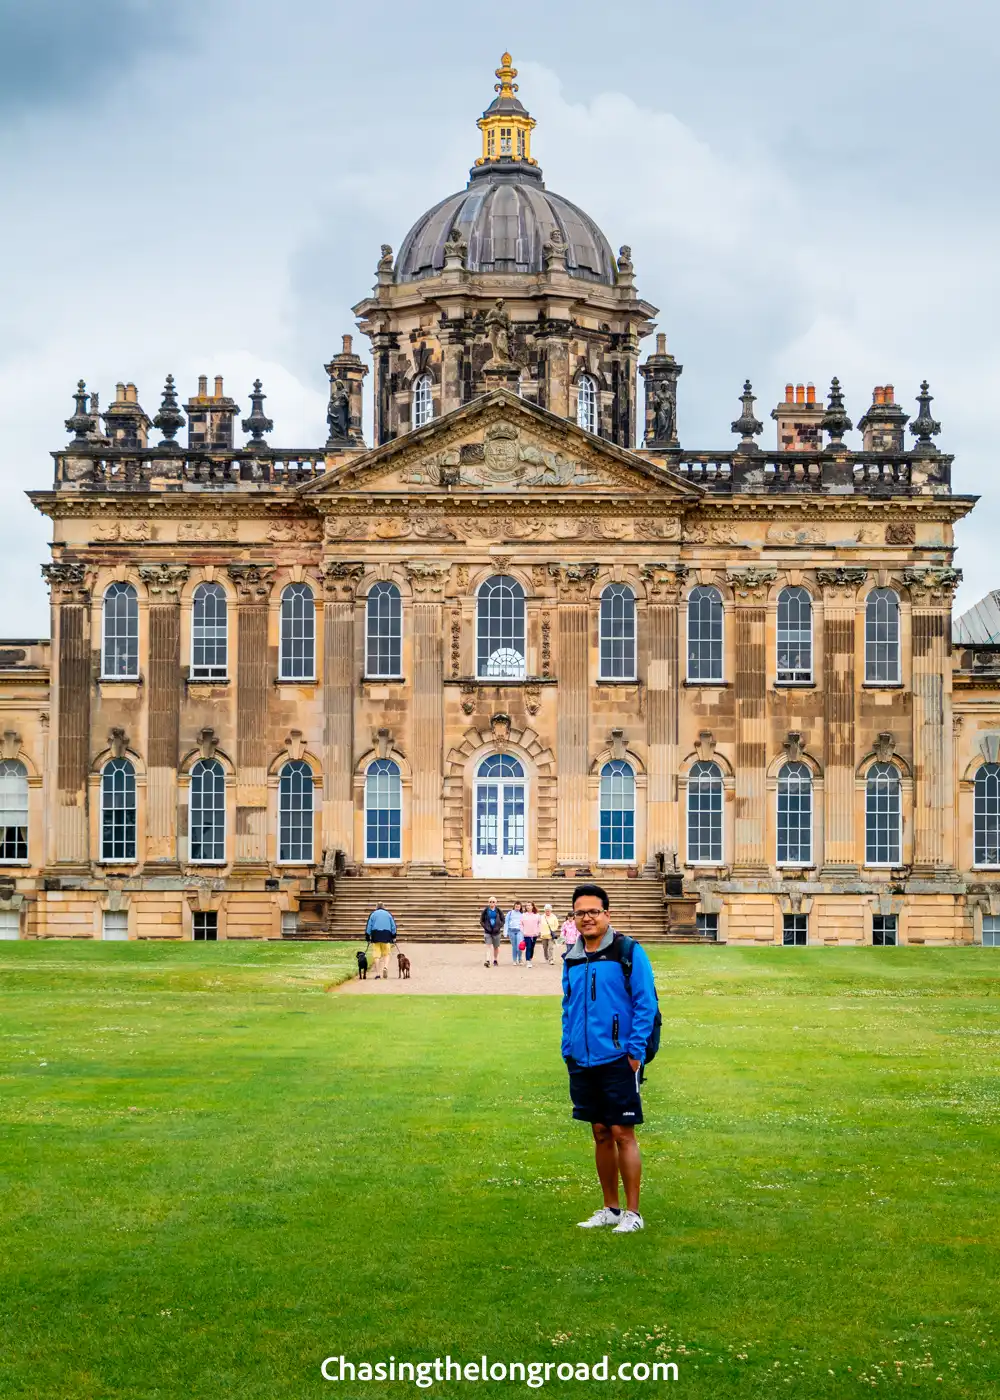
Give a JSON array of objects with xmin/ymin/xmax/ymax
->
[
  {"xmin": 561, "ymin": 883, "xmax": 658, "ymax": 1233},
  {"xmin": 364, "ymin": 902, "xmax": 397, "ymax": 979}
]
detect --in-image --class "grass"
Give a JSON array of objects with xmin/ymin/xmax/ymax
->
[{"xmin": 1, "ymin": 942, "xmax": 999, "ymax": 1398}]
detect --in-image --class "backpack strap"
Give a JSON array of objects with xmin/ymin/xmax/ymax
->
[{"xmin": 611, "ymin": 932, "xmax": 636, "ymax": 996}]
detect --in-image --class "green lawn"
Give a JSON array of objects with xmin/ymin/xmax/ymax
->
[{"xmin": 2, "ymin": 943, "xmax": 999, "ymax": 1398}]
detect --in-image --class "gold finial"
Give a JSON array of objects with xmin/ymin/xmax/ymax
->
[{"xmin": 494, "ymin": 52, "xmax": 518, "ymax": 98}]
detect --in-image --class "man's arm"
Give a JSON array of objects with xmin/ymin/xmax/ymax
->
[
  {"xmin": 388, "ymin": 914, "xmax": 397, "ymax": 936},
  {"xmin": 626, "ymin": 944, "xmax": 657, "ymax": 1063},
  {"xmin": 364, "ymin": 915, "xmax": 373, "ymax": 938},
  {"xmin": 560, "ymin": 958, "xmax": 572, "ymax": 1060}
]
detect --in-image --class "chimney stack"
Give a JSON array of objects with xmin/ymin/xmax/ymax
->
[
  {"xmin": 186, "ymin": 373, "xmax": 240, "ymax": 450},
  {"xmin": 104, "ymin": 380, "xmax": 151, "ymax": 448},
  {"xmin": 858, "ymin": 383, "xmax": 909, "ymax": 453},
  {"xmin": 772, "ymin": 381, "xmax": 824, "ymax": 450}
]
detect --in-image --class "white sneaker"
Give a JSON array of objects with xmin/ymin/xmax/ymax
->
[
  {"xmin": 577, "ymin": 1207, "xmax": 622, "ymax": 1229},
  {"xmin": 612, "ymin": 1210, "xmax": 644, "ymax": 1233}
]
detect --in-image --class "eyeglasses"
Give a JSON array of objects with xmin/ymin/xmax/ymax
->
[{"xmin": 573, "ymin": 909, "xmax": 604, "ymax": 922}]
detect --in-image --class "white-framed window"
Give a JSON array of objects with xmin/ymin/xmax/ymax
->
[
  {"xmin": 191, "ymin": 582, "xmax": 228, "ymax": 680},
  {"xmin": 278, "ymin": 760, "xmax": 313, "ymax": 864},
  {"xmin": 102, "ymin": 910, "xmax": 129, "ymax": 941},
  {"xmin": 687, "ymin": 760, "xmax": 723, "ymax": 864},
  {"xmin": 696, "ymin": 912, "xmax": 718, "ymax": 940},
  {"xmin": 576, "ymin": 374, "xmax": 598, "ymax": 434},
  {"xmin": 777, "ymin": 762, "xmax": 813, "ymax": 866},
  {"xmin": 687, "ymin": 586, "xmax": 724, "ymax": 682},
  {"xmin": 500, "ymin": 126, "xmax": 512, "ymax": 155},
  {"xmin": 865, "ymin": 588, "xmax": 900, "ymax": 684},
  {"xmin": 873, "ymin": 914, "xmax": 898, "ymax": 946},
  {"xmin": 782, "ymin": 913, "xmax": 808, "ymax": 945},
  {"xmin": 477, "ymin": 575, "xmax": 526, "ymax": 679},
  {"xmin": 102, "ymin": 582, "xmax": 139, "ymax": 678},
  {"xmin": 974, "ymin": 763, "xmax": 1000, "ymax": 867},
  {"xmin": 279, "ymin": 583, "xmax": 315, "ymax": 681},
  {"xmin": 100, "ymin": 758, "xmax": 136, "ymax": 863},
  {"xmin": 0, "ymin": 759, "xmax": 28, "ymax": 862},
  {"xmin": 982, "ymin": 914, "xmax": 1000, "ymax": 947},
  {"xmin": 192, "ymin": 911, "xmax": 218, "ymax": 941},
  {"xmin": 599, "ymin": 584, "xmax": 636, "ymax": 680},
  {"xmin": 365, "ymin": 759, "xmax": 402, "ymax": 863},
  {"xmin": 599, "ymin": 760, "xmax": 635, "ymax": 862},
  {"xmin": 366, "ymin": 582, "xmax": 402, "ymax": 678},
  {"xmin": 865, "ymin": 762, "xmax": 902, "ymax": 866},
  {"xmin": 776, "ymin": 586, "xmax": 813, "ymax": 683},
  {"xmin": 0, "ymin": 909, "xmax": 20, "ymax": 940},
  {"xmin": 189, "ymin": 759, "xmax": 226, "ymax": 864},
  {"xmin": 412, "ymin": 374, "xmax": 433, "ymax": 429}
]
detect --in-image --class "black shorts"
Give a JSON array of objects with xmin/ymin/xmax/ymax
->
[{"xmin": 567, "ymin": 1054, "xmax": 643, "ymax": 1127}]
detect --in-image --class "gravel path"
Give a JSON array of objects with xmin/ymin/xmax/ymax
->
[{"xmin": 337, "ymin": 941, "xmax": 565, "ymax": 995}]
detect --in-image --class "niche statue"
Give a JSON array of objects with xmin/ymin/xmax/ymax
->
[{"xmin": 327, "ymin": 378, "xmax": 351, "ymax": 443}]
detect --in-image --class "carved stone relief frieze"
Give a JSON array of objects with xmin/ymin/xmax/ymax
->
[
  {"xmin": 449, "ymin": 611, "xmax": 461, "ymax": 677},
  {"xmin": 322, "ymin": 509, "xmax": 683, "ymax": 544},
  {"xmin": 685, "ymin": 522, "xmax": 741, "ymax": 546},
  {"xmin": 541, "ymin": 612, "xmax": 552, "ymax": 678},
  {"xmin": 765, "ymin": 524, "xmax": 825, "ymax": 546},
  {"xmin": 397, "ymin": 420, "xmax": 619, "ymax": 490},
  {"xmin": 267, "ymin": 520, "xmax": 323, "ymax": 543},
  {"xmin": 95, "ymin": 520, "xmax": 151, "ymax": 543},
  {"xmin": 178, "ymin": 520, "xmax": 238, "ymax": 541}
]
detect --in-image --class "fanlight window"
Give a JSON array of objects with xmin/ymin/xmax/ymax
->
[
  {"xmin": 366, "ymin": 582, "xmax": 402, "ymax": 678},
  {"xmin": 865, "ymin": 589, "xmax": 901, "ymax": 684},
  {"xmin": 865, "ymin": 762, "xmax": 902, "ymax": 866},
  {"xmin": 278, "ymin": 760, "xmax": 314, "ymax": 864},
  {"xmin": 599, "ymin": 760, "xmax": 635, "ymax": 863},
  {"xmin": 412, "ymin": 374, "xmax": 433, "ymax": 429},
  {"xmin": 687, "ymin": 586, "xmax": 724, "ymax": 682},
  {"xmin": 279, "ymin": 583, "xmax": 315, "ymax": 681},
  {"xmin": 599, "ymin": 584, "xmax": 636, "ymax": 680},
  {"xmin": 191, "ymin": 582, "xmax": 228, "ymax": 680},
  {"xmin": 101, "ymin": 758, "xmax": 136, "ymax": 863},
  {"xmin": 777, "ymin": 587, "xmax": 813, "ymax": 683},
  {"xmin": 365, "ymin": 759, "xmax": 402, "ymax": 862},
  {"xmin": 974, "ymin": 763, "xmax": 1000, "ymax": 867},
  {"xmin": 777, "ymin": 762, "xmax": 812, "ymax": 866},
  {"xmin": 102, "ymin": 582, "xmax": 139, "ymax": 678},
  {"xmin": 189, "ymin": 758, "xmax": 226, "ymax": 864},
  {"xmin": 477, "ymin": 576, "xmax": 526, "ymax": 679},
  {"xmin": 577, "ymin": 374, "xmax": 598, "ymax": 434},
  {"xmin": 0, "ymin": 759, "xmax": 28, "ymax": 862},
  {"xmin": 687, "ymin": 760, "xmax": 723, "ymax": 864}
]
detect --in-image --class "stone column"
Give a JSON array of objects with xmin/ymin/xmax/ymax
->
[
  {"xmin": 905, "ymin": 567, "xmax": 962, "ymax": 874},
  {"xmin": 640, "ymin": 564, "xmax": 685, "ymax": 865},
  {"xmin": 817, "ymin": 568, "xmax": 868, "ymax": 873},
  {"xmin": 549, "ymin": 565, "xmax": 596, "ymax": 868},
  {"xmin": 227, "ymin": 564, "xmax": 276, "ymax": 867},
  {"xmin": 728, "ymin": 568, "xmax": 777, "ymax": 874},
  {"xmin": 406, "ymin": 563, "xmax": 449, "ymax": 869},
  {"xmin": 321, "ymin": 562, "xmax": 364, "ymax": 862},
  {"xmin": 138, "ymin": 565, "xmax": 189, "ymax": 866},
  {"xmin": 42, "ymin": 563, "xmax": 92, "ymax": 868}
]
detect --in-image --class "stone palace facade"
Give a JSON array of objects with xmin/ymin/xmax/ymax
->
[{"xmin": 3, "ymin": 54, "xmax": 1000, "ymax": 946}]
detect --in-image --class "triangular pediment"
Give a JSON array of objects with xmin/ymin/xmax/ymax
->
[{"xmin": 300, "ymin": 390, "xmax": 701, "ymax": 499}]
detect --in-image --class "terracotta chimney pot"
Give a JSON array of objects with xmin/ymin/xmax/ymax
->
[
  {"xmin": 806, "ymin": 383, "xmax": 816, "ymax": 405},
  {"xmin": 214, "ymin": 376, "xmax": 224, "ymax": 397},
  {"xmin": 795, "ymin": 383, "xmax": 805, "ymax": 404},
  {"xmin": 785, "ymin": 383, "xmax": 794, "ymax": 403}
]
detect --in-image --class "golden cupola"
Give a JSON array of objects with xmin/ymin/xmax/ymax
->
[{"xmin": 475, "ymin": 52, "xmax": 537, "ymax": 166}]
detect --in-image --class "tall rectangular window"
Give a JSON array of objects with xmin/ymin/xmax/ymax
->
[
  {"xmin": 776, "ymin": 586, "xmax": 813, "ymax": 683},
  {"xmin": 366, "ymin": 583, "xmax": 402, "ymax": 678},
  {"xmin": 0, "ymin": 910, "xmax": 20, "ymax": 940},
  {"xmin": 865, "ymin": 589, "xmax": 901, "ymax": 684},
  {"xmin": 687, "ymin": 587, "xmax": 724, "ymax": 682}
]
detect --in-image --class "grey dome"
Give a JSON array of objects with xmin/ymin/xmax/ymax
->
[{"xmin": 394, "ymin": 165, "xmax": 617, "ymax": 286}]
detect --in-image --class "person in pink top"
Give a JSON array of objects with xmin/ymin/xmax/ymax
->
[
  {"xmin": 521, "ymin": 902, "xmax": 542, "ymax": 966},
  {"xmin": 561, "ymin": 910, "xmax": 579, "ymax": 951}
]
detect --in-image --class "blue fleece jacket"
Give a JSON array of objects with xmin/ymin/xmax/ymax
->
[
  {"xmin": 561, "ymin": 928, "xmax": 657, "ymax": 1066},
  {"xmin": 365, "ymin": 909, "xmax": 397, "ymax": 939}
]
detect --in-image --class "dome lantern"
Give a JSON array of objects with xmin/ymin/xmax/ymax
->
[{"xmin": 475, "ymin": 52, "xmax": 537, "ymax": 168}]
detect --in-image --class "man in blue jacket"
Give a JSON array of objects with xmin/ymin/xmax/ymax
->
[
  {"xmin": 364, "ymin": 902, "xmax": 397, "ymax": 979},
  {"xmin": 561, "ymin": 883, "xmax": 657, "ymax": 1233}
]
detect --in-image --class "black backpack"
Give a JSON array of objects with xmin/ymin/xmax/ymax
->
[{"xmin": 610, "ymin": 933, "xmax": 662, "ymax": 1071}]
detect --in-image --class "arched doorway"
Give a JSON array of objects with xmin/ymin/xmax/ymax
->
[{"xmin": 473, "ymin": 754, "xmax": 527, "ymax": 878}]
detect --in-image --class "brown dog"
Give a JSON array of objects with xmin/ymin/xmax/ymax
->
[{"xmin": 396, "ymin": 950, "xmax": 411, "ymax": 979}]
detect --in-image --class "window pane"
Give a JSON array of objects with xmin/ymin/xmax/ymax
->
[
  {"xmin": 865, "ymin": 589, "xmax": 900, "ymax": 684},
  {"xmin": 696, "ymin": 912, "xmax": 718, "ymax": 940},
  {"xmin": 477, "ymin": 576, "xmax": 526, "ymax": 679},
  {"xmin": 865, "ymin": 763, "xmax": 901, "ymax": 865},
  {"xmin": 191, "ymin": 583, "xmax": 228, "ymax": 679},
  {"xmin": 366, "ymin": 583, "xmax": 402, "ymax": 677},
  {"xmin": 982, "ymin": 915, "xmax": 1000, "ymax": 947},
  {"xmin": 776, "ymin": 586, "xmax": 813, "ymax": 683},
  {"xmin": 103, "ymin": 583, "xmax": 138, "ymax": 677},
  {"xmin": 687, "ymin": 760, "xmax": 723, "ymax": 863},
  {"xmin": 782, "ymin": 913, "xmax": 808, "ymax": 945},
  {"xmin": 0, "ymin": 759, "xmax": 28, "ymax": 861},
  {"xmin": 777, "ymin": 761, "xmax": 812, "ymax": 865},
  {"xmin": 577, "ymin": 375, "xmax": 598, "ymax": 433},
  {"xmin": 279, "ymin": 583, "xmax": 315, "ymax": 680},
  {"xmin": 599, "ymin": 760, "xmax": 635, "ymax": 862},
  {"xmin": 0, "ymin": 910, "xmax": 21, "ymax": 939},
  {"xmin": 101, "ymin": 758, "xmax": 136, "ymax": 862},
  {"xmin": 278, "ymin": 760, "xmax": 314, "ymax": 863},
  {"xmin": 412, "ymin": 374, "xmax": 433, "ymax": 429},
  {"xmin": 599, "ymin": 584, "xmax": 636, "ymax": 679},
  {"xmin": 687, "ymin": 587, "xmax": 724, "ymax": 682},
  {"xmin": 190, "ymin": 759, "xmax": 226, "ymax": 863},
  {"xmin": 974, "ymin": 764, "xmax": 1000, "ymax": 866},
  {"xmin": 365, "ymin": 759, "xmax": 402, "ymax": 861},
  {"xmin": 873, "ymin": 914, "xmax": 898, "ymax": 946},
  {"xmin": 193, "ymin": 911, "xmax": 218, "ymax": 941}
]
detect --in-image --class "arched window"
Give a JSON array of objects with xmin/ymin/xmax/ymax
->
[
  {"xmin": 687, "ymin": 761, "xmax": 723, "ymax": 864},
  {"xmin": 687, "ymin": 586, "xmax": 724, "ymax": 682},
  {"xmin": 102, "ymin": 582, "xmax": 139, "ymax": 678},
  {"xmin": 865, "ymin": 762, "xmax": 902, "ymax": 866},
  {"xmin": 412, "ymin": 374, "xmax": 433, "ymax": 429},
  {"xmin": 366, "ymin": 582, "xmax": 402, "ymax": 678},
  {"xmin": 365, "ymin": 759, "xmax": 402, "ymax": 862},
  {"xmin": 477, "ymin": 575, "xmax": 526, "ymax": 679},
  {"xmin": 279, "ymin": 583, "xmax": 315, "ymax": 681},
  {"xmin": 777, "ymin": 762, "xmax": 813, "ymax": 866},
  {"xmin": 0, "ymin": 760, "xmax": 28, "ymax": 862},
  {"xmin": 577, "ymin": 374, "xmax": 598, "ymax": 434},
  {"xmin": 191, "ymin": 582, "xmax": 228, "ymax": 680},
  {"xmin": 974, "ymin": 763, "xmax": 1000, "ymax": 867},
  {"xmin": 101, "ymin": 758, "xmax": 136, "ymax": 863},
  {"xmin": 600, "ymin": 760, "xmax": 635, "ymax": 863},
  {"xmin": 278, "ymin": 760, "xmax": 314, "ymax": 864},
  {"xmin": 189, "ymin": 758, "xmax": 226, "ymax": 864},
  {"xmin": 599, "ymin": 584, "xmax": 636, "ymax": 680},
  {"xmin": 777, "ymin": 586, "xmax": 813, "ymax": 684},
  {"xmin": 865, "ymin": 588, "xmax": 900, "ymax": 684}
]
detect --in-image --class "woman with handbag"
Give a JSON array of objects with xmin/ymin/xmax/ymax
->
[
  {"xmin": 539, "ymin": 903, "xmax": 560, "ymax": 963},
  {"xmin": 504, "ymin": 901, "xmax": 525, "ymax": 966},
  {"xmin": 521, "ymin": 902, "xmax": 541, "ymax": 966}
]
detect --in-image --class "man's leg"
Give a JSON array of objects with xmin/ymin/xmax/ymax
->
[
  {"xmin": 611, "ymin": 1125, "xmax": 641, "ymax": 1214},
  {"xmin": 592, "ymin": 1123, "xmax": 620, "ymax": 1209}
]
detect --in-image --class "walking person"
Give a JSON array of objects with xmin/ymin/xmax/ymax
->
[
  {"xmin": 560, "ymin": 908, "xmax": 579, "ymax": 953},
  {"xmin": 540, "ymin": 903, "xmax": 560, "ymax": 963},
  {"xmin": 364, "ymin": 902, "xmax": 397, "ymax": 979},
  {"xmin": 521, "ymin": 902, "xmax": 541, "ymax": 967},
  {"xmin": 561, "ymin": 884, "xmax": 658, "ymax": 1234},
  {"xmin": 480, "ymin": 896, "xmax": 504, "ymax": 967},
  {"xmin": 504, "ymin": 900, "xmax": 525, "ymax": 965}
]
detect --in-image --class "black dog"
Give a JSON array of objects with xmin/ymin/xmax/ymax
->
[{"xmin": 356, "ymin": 948, "xmax": 369, "ymax": 980}]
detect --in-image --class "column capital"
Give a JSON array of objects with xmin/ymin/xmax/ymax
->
[
  {"xmin": 137, "ymin": 563, "xmax": 189, "ymax": 597},
  {"xmin": 815, "ymin": 566, "xmax": 868, "ymax": 600},
  {"xmin": 320, "ymin": 561, "xmax": 365, "ymax": 599},
  {"xmin": 639, "ymin": 561, "xmax": 688, "ymax": 600},
  {"xmin": 405, "ymin": 561, "xmax": 450, "ymax": 597},
  {"xmin": 902, "ymin": 565, "xmax": 962, "ymax": 606},
  {"xmin": 726, "ymin": 565, "xmax": 777, "ymax": 603},
  {"xmin": 547, "ymin": 562, "xmax": 599, "ymax": 597},
  {"xmin": 226, "ymin": 562, "xmax": 276, "ymax": 601},
  {"xmin": 41, "ymin": 561, "xmax": 91, "ymax": 603}
]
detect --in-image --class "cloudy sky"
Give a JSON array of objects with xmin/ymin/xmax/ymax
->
[{"xmin": 1, "ymin": 0, "xmax": 997, "ymax": 634}]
